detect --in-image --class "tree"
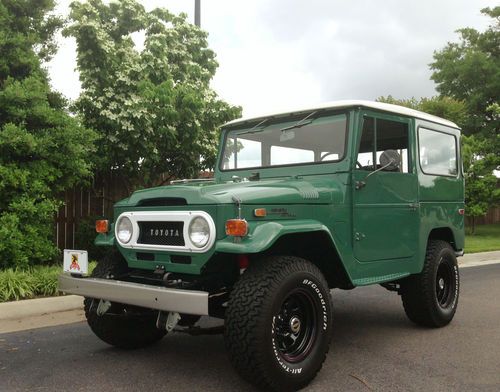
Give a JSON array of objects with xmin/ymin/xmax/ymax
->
[
  {"xmin": 430, "ymin": 6, "xmax": 499, "ymax": 138},
  {"xmin": 65, "ymin": 0, "xmax": 241, "ymax": 192},
  {"xmin": 461, "ymin": 135, "xmax": 500, "ymax": 233},
  {"xmin": 377, "ymin": 95, "xmax": 468, "ymax": 129},
  {"xmin": 0, "ymin": 1, "xmax": 97, "ymax": 269}
]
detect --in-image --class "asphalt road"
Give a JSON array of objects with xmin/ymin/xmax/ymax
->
[{"xmin": 1, "ymin": 264, "xmax": 499, "ymax": 392}]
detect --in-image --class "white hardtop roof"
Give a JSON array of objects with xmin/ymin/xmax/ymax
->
[{"xmin": 223, "ymin": 100, "xmax": 459, "ymax": 129}]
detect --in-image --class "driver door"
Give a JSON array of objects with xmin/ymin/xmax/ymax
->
[{"xmin": 352, "ymin": 113, "xmax": 418, "ymax": 262}]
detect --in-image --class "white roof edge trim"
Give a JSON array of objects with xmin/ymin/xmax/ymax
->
[{"xmin": 222, "ymin": 100, "xmax": 459, "ymax": 129}]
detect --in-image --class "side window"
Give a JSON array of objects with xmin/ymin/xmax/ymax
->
[
  {"xmin": 419, "ymin": 128, "xmax": 457, "ymax": 176},
  {"xmin": 356, "ymin": 116, "xmax": 410, "ymax": 173}
]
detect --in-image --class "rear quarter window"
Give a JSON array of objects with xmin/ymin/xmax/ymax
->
[{"xmin": 418, "ymin": 128, "xmax": 458, "ymax": 176}]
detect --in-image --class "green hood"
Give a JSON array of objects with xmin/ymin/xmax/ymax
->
[{"xmin": 118, "ymin": 177, "xmax": 343, "ymax": 206}]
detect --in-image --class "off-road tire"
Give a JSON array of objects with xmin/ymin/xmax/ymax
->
[
  {"xmin": 400, "ymin": 240, "xmax": 459, "ymax": 328},
  {"xmin": 83, "ymin": 251, "xmax": 166, "ymax": 349},
  {"xmin": 224, "ymin": 256, "xmax": 333, "ymax": 391}
]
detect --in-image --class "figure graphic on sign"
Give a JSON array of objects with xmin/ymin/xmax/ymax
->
[{"xmin": 70, "ymin": 254, "xmax": 80, "ymax": 271}]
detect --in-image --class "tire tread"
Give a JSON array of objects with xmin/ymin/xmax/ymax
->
[
  {"xmin": 84, "ymin": 252, "xmax": 165, "ymax": 349},
  {"xmin": 401, "ymin": 240, "xmax": 458, "ymax": 328},
  {"xmin": 224, "ymin": 256, "xmax": 332, "ymax": 391}
]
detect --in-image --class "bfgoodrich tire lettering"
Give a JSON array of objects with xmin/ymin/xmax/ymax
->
[
  {"xmin": 400, "ymin": 240, "xmax": 460, "ymax": 328},
  {"xmin": 224, "ymin": 256, "xmax": 333, "ymax": 391}
]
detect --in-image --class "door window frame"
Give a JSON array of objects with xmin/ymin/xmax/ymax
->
[{"xmin": 355, "ymin": 111, "xmax": 414, "ymax": 174}]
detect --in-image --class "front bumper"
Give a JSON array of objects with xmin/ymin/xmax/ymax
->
[{"xmin": 58, "ymin": 274, "xmax": 209, "ymax": 315}]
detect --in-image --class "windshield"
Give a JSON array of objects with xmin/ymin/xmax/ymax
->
[{"xmin": 220, "ymin": 113, "xmax": 348, "ymax": 170}]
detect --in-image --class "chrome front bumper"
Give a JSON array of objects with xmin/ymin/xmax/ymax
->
[{"xmin": 58, "ymin": 274, "xmax": 209, "ymax": 315}]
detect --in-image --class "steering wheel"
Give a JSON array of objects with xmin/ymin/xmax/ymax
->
[{"xmin": 356, "ymin": 161, "xmax": 363, "ymax": 169}]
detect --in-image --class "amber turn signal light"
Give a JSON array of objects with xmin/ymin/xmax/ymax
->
[
  {"xmin": 253, "ymin": 208, "xmax": 267, "ymax": 217},
  {"xmin": 226, "ymin": 219, "xmax": 248, "ymax": 237},
  {"xmin": 95, "ymin": 220, "xmax": 109, "ymax": 233}
]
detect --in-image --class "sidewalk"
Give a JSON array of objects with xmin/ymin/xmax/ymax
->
[
  {"xmin": 0, "ymin": 295, "xmax": 85, "ymax": 334},
  {"xmin": 458, "ymin": 250, "xmax": 500, "ymax": 268},
  {"xmin": 1, "ymin": 251, "xmax": 499, "ymax": 334}
]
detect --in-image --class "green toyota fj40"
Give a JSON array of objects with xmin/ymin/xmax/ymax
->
[{"xmin": 59, "ymin": 100, "xmax": 464, "ymax": 391}]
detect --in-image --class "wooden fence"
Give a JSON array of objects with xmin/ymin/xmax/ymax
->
[
  {"xmin": 54, "ymin": 175, "xmax": 129, "ymax": 250},
  {"xmin": 466, "ymin": 207, "xmax": 500, "ymax": 226}
]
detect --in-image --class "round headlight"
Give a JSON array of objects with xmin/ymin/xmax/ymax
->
[
  {"xmin": 188, "ymin": 216, "xmax": 210, "ymax": 248},
  {"xmin": 117, "ymin": 216, "xmax": 133, "ymax": 244}
]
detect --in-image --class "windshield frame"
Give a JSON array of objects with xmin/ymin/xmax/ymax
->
[{"xmin": 218, "ymin": 110, "xmax": 350, "ymax": 172}]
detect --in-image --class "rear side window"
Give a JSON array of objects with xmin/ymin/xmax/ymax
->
[{"xmin": 419, "ymin": 128, "xmax": 457, "ymax": 176}]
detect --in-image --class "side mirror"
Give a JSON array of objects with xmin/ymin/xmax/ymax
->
[
  {"xmin": 379, "ymin": 149, "xmax": 401, "ymax": 171},
  {"xmin": 355, "ymin": 149, "xmax": 401, "ymax": 190}
]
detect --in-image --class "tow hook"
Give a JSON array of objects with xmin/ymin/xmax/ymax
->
[
  {"xmin": 156, "ymin": 311, "xmax": 181, "ymax": 332},
  {"xmin": 96, "ymin": 299, "xmax": 112, "ymax": 316}
]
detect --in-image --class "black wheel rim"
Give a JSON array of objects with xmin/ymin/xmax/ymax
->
[
  {"xmin": 436, "ymin": 258, "xmax": 455, "ymax": 308},
  {"xmin": 273, "ymin": 288, "xmax": 317, "ymax": 363}
]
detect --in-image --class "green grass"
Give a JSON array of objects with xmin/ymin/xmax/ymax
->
[
  {"xmin": 465, "ymin": 223, "xmax": 500, "ymax": 253},
  {"xmin": 0, "ymin": 269, "xmax": 34, "ymax": 302},
  {"xmin": 0, "ymin": 261, "xmax": 97, "ymax": 302}
]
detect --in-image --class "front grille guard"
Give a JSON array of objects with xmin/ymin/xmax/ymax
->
[{"xmin": 115, "ymin": 211, "xmax": 216, "ymax": 253}]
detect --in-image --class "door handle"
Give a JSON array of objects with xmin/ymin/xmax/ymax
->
[{"xmin": 408, "ymin": 203, "xmax": 419, "ymax": 210}]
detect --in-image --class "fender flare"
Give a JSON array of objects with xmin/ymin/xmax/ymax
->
[{"xmin": 215, "ymin": 219, "xmax": 337, "ymax": 254}]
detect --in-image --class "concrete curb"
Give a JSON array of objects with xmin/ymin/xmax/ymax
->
[
  {"xmin": 458, "ymin": 250, "xmax": 500, "ymax": 268},
  {"xmin": 0, "ymin": 295, "xmax": 83, "ymax": 321}
]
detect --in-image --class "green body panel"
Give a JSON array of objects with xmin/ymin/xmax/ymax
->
[
  {"xmin": 352, "ymin": 112, "xmax": 419, "ymax": 265},
  {"xmin": 215, "ymin": 219, "xmax": 334, "ymax": 254},
  {"xmin": 95, "ymin": 231, "xmax": 115, "ymax": 247},
  {"xmin": 414, "ymin": 119, "xmax": 464, "ymax": 271},
  {"xmin": 96, "ymin": 106, "xmax": 464, "ymax": 288},
  {"xmin": 119, "ymin": 246, "xmax": 216, "ymax": 275},
  {"xmin": 352, "ymin": 171, "xmax": 419, "ymax": 262}
]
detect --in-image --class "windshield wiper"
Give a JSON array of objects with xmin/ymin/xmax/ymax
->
[
  {"xmin": 235, "ymin": 118, "xmax": 269, "ymax": 136},
  {"xmin": 279, "ymin": 111, "xmax": 318, "ymax": 132}
]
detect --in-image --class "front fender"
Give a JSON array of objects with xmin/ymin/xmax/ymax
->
[
  {"xmin": 95, "ymin": 232, "xmax": 115, "ymax": 246},
  {"xmin": 215, "ymin": 219, "xmax": 334, "ymax": 254}
]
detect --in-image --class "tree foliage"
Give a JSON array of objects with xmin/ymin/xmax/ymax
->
[
  {"xmin": 377, "ymin": 95, "xmax": 468, "ymax": 129},
  {"xmin": 430, "ymin": 6, "xmax": 500, "ymax": 138},
  {"xmin": 461, "ymin": 134, "xmax": 500, "ymax": 233},
  {"xmin": 65, "ymin": 0, "xmax": 241, "ymax": 191},
  {"xmin": 0, "ymin": 1, "xmax": 96, "ymax": 268}
]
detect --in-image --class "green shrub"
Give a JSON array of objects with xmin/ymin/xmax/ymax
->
[
  {"xmin": 89, "ymin": 261, "xmax": 97, "ymax": 275},
  {"xmin": 0, "ymin": 1, "xmax": 97, "ymax": 270},
  {"xmin": 0, "ymin": 269, "xmax": 34, "ymax": 301},
  {"xmin": 0, "ymin": 261, "xmax": 98, "ymax": 302},
  {"xmin": 30, "ymin": 265, "xmax": 61, "ymax": 297}
]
